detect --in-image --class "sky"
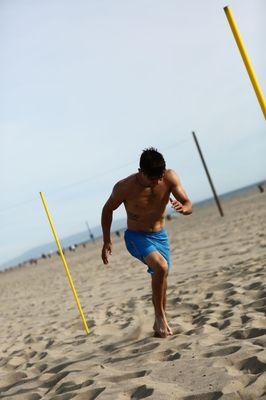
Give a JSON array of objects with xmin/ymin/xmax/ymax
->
[{"xmin": 0, "ymin": 0, "xmax": 265, "ymax": 268}]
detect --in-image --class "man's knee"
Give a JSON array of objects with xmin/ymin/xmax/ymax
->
[
  {"xmin": 154, "ymin": 259, "xmax": 168, "ymax": 276},
  {"xmin": 145, "ymin": 252, "xmax": 168, "ymax": 276}
]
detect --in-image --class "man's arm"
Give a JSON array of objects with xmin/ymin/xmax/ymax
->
[
  {"xmin": 101, "ymin": 182, "xmax": 125, "ymax": 264},
  {"xmin": 168, "ymin": 170, "xmax": 192, "ymax": 215}
]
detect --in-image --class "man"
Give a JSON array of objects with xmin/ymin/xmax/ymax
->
[{"xmin": 101, "ymin": 148, "xmax": 192, "ymax": 338}]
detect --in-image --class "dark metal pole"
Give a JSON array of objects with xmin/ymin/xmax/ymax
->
[
  {"xmin": 85, "ymin": 221, "xmax": 95, "ymax": 242},
  {"xmin": 192, "ymin": 131, "xmax": 224, "ymax": 217}
]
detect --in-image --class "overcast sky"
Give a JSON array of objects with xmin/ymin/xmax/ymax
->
[{"xmin": 0, "ymin": 0, "xmax": 265, "ymax": 267}]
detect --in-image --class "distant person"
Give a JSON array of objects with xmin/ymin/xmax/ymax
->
[
  {"xmin": 258, "ymin": 184, "xmax": 264, "ymax": 193},
  {"xmin": 101, "ymin": 148, "xmax": 192, "ymax": 338}
]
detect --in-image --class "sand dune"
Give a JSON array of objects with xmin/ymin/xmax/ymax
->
[{"xmin": 0, "ymin": 189, "xmax": 265, "ymax": 399}]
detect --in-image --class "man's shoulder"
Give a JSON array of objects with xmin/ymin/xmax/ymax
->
[
  {"xmin": 113, "ymin": 174, "xmax": 136, "ymax": 192},
  {"xmin": 164, "ymin": 169, "xmax": 179, "ymax": 185},
  {"xmin": 164, "ymin": 169, "xmax": 179, "ymax": 180}
]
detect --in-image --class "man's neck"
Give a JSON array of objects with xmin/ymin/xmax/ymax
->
[{"xmin": 135, "ymin": 173, "xmax": 150, "ymax": 188}]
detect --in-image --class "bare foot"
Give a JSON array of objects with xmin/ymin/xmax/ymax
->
[
  {"xmin": 153, "ymin": 315, "xmax": 171, "ymax": 338},
  {"xmin": 153, "ymin": 318, "xmax": 173, "ymax": 336}
]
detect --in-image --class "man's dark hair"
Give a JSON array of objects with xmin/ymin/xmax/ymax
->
[{"xmin": 139, "ymin": 147, "xmax": 166, "ymax": 178}]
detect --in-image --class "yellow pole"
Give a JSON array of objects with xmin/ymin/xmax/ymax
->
[
  {"xmin": 224, "ymin": 5, "xmax": 266, "ymax": 119},
  {"xmin": 39, "ymin": 192, "xmax": 89, "ymax": 335}
]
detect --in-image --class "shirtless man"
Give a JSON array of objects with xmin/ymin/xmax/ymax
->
[{"xmin": 101, "ymin": 148, "xmax": 192, "ymax": 337}]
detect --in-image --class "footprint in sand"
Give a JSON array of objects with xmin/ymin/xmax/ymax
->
[
  {"xmin": 54, "ymin": 378, "xmax": 94, "ymax": 394},
  {"xmin": 221, "ymin": 309, "xmax": 234, "ymax": 319},
  {"xmin": 240, "ymin": 314, "xmax": 252, "ymax": 324},
  {"xmin": 102, "ymin": 370, "xmax": 149, "ymax": 383},
  {"xmin": 130, "ymin": 384, "xmax": 154, "ymax": 399},
  {"xmin": 244, "ymin": 298, "xmax": 266, "ymax": 312},
  {"xmin": 212, "ymin": 282, "xmax": 234, "ymax": 291},
  {"xmin": 131, "ymin": 342, "xmax": 160, "ymax": 354},
  {"xmin": 202, "ymin": 346, "xmax": 241, "ymax": 358},
  {"xmin": 210, "ymin": 319, "xmax": 231, "ymax": 330},
  {"xmin": 230, "ymin": 327, "xmax": 266, "ymax": 339},
  {"xmin": 243, "ymin": 281, "xmax": 264, "ymax": 290},
  {"xmin": 34, "ymin": 363, "xmax": 48, "ymax": 373},
  {"xmin": 236, "ymin": 355, "xmax": 266, "ymax": 374},
  {"xmin": 148, "ymin": 348, "xmax": 181, "ymax": 362},
  {"xmin": 40, "ymin": 371, "xmax": 71, "ymax": 389},
  {"xmin": 0, "ymin": 371, "xmax": 27, "ymax": 392},
  {"xmin": 167, "ymin": 351, "xmax": 181, "ymax": 361}
]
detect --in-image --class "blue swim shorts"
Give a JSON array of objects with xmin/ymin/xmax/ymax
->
[{"xmin": 124, "ymin": 228, "xmax": 171, "ymax": 275}]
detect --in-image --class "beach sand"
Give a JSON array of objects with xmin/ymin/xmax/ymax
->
[{"xmin": 0, "ymin": 189, "xmax": 265, "ymax": 400}]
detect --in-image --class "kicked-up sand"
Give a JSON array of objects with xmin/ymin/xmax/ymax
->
[{"xmin": 0, "ymin": 188, "xmax": 265, "ymax": 400}]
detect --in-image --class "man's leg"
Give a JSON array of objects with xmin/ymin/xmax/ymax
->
[
  {"xmin": 152, "ymin": 273, "xmax": 172, "ymax": 335},
  {"xmin": 163, "ymin": 274, "xmax": 167, "ymax": 311},
  {"xmin": 152, "ymin": 275, "xmax": 167, "ymax": 311},
  {"xmin": 144, "ymin": 252, "xmax": 172, "ymax": 337}
]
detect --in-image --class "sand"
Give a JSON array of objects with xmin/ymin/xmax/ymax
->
[{"xmin": 0, "ymin": 188, "xmax": 265, "ymax": 400}]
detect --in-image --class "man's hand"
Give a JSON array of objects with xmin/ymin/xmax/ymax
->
[
  {"xmin": 102, "ymin": 242, "xmax": 112, "ymax": 264},
  {"xmin": 170, "ymin": 197, "xmax": 192, "ymax": 215},
  {"xmin": 170, "ymin": 197, "xmax": 184, "ymax": 213}
]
